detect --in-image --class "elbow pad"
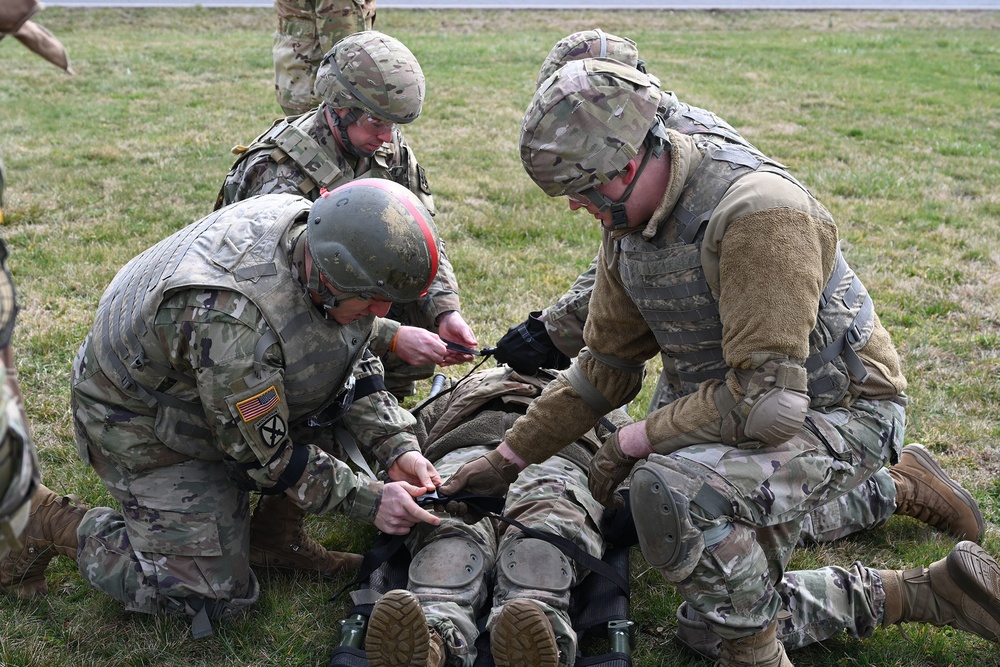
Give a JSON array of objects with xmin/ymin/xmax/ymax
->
[{"xmin": 718, "ymin": 358, "xmax": 810, "ymax": 447}]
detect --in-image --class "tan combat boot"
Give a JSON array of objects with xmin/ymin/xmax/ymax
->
[
  {"xmin": 880, "ymin": 540, "xmax": 1000, "ymax": 642},
  {"xmin": 715, "ymin": 620, "xmax": 793, "ymax": 667},
  {"xmin": 491, "ymin": 598, "xmax": 560, "ymax": 667},
  {"xmin": 248, "ymin": 494, "xmax": 362, "ymax": 575},
  {"xmin": 675, "ymin": 601, "xmax": 722, "ymax": 660},
  {"xmin": 889, "ymin": 444, "xmax": 984, "ymax": 541},
  {"xmin": 365, "ymin": 589, "xmax": 445, "ymax": 667},
  {"xmin": 0, "ymin": 483, "xmax": 87, "ymax": 598}
]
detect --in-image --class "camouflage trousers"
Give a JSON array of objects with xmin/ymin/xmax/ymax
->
[
  {"xmin": 76, "ymin": 444, "xmax": 259, "ymax": 622},
  {"xmin": 678, "ymin": 559, "xmax": 889, "ymax": 658},
  {"xmin": 273, "ymin": 0, "xmax": 376, "ymax": 115},
  {"xmin": 0, "ymin": 364, "xmax": 40, "ymax": 560},
  {"xmin": 649, "ymin": 377, "xmax": 901, "ymax": 545},
  {"xmin": 403, "ymin": 445, "xmax": 605, "ymax": 667},
  {"xmin": 633, "ymin": 397, "xmax": 905, "ymax": 640}
]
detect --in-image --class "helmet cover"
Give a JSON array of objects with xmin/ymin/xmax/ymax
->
[
  {"xmin": 314, "ymin": 30, "xmax": 424, "ymax": 124},
  {"xmin": 520, "ymin": 58, "xmax": 661, "ymax": 197},
  {"xmin": 536, "ymin": 28, "xmax": 643, "ymax": 87}
]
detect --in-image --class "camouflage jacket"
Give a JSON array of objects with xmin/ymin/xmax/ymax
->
[
  {"xmin": 76, "ymin": 194, "xmax": 420, "ymax": 521},
  {"xmin": 215, "ymin": 107, "xmax": 461, "ymax": 348},
  {"xmin": 411, "ymin": 365, "xmax": 631, "ymax": 470}
]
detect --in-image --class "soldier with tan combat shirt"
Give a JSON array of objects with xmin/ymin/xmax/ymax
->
[
  {"xmin": 0, "ymin": 180, "xmax": 445, "ymax": 638},
  {"xmin": 495, "ymin": 24, "xmax": 986, "ymax": 572},
  {"xmin": 441, "ymin": 58, "xmax": 1000, "ymax": 667},
  {"xmin": 273, "ymin": 0, "xmax": 375, "ymax": 116},
  {"xmin": 496, "ymin": 23, "xmax": 985, "ymax": 588},
  {"xmin": 218, "ymin": 30, "xmax": 479, "ymax": 580}
]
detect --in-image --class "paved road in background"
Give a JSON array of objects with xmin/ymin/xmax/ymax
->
[{"xmin": 43, "ymin": 0, "xmax": 1000, "ymax": 9}]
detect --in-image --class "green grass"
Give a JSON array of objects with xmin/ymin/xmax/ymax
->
[{"xmin": 1, "ymin": 7, "xmax": 999, "ymax": 667}]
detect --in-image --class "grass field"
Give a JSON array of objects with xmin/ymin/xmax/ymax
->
[{"xmin": 1, "ymin": 7, "xmax": 998, "ymax": 667}]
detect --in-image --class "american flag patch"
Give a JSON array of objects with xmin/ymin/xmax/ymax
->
[{"xmin": 236, "ymin": 386, "xmax": 280, "ymax": 422}]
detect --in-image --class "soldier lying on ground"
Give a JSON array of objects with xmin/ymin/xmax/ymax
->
[{"xmin": 366, "ymin": 365, "xmax": 1000, "ymax": 667}]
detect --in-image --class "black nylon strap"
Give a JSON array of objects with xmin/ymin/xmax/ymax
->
[
  {"xmin": 330, "ymin": 491, "xmax": 630, "ymax": 603},
  {"xmin": 353, "ymin": 374, "xmax": 385, "ymax": 400}
]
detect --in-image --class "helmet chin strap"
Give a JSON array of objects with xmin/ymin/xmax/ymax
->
[
  {"xmin": 324, "ymin": 105, "xmax": 377, "ymax": 159},
  {"xmin": 581, "ymin": 118, "xmax": 670, "ymax": 231}
]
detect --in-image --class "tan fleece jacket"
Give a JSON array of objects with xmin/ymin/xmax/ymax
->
[{"xmin": 505, "ymin": 131, "xmax": 906, "ymax": 464}]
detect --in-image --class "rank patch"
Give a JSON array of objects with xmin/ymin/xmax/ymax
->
[{"xmin": 236, "ymin": 386, "xmax": 280, "ymax": 422}]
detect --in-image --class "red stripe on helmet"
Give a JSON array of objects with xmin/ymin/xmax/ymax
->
[{"xmin": 360, "ymin": 179, "xmax": 439, "ymax": 295}]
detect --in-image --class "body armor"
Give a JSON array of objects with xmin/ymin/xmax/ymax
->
[
  {"xmin": 615, "ymin": 140, "xmax": 875, "ymax": 408},
  {"xmin": 91, "ymin": 195, "xmax": 372, "ymax": 444},
  {"xmin": 217, "ymin": 110, "xmax": 432, "ymax": 213}
]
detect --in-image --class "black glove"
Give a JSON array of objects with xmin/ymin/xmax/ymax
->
[{"xmin": 493, "ymin": 311, "xmax": 571, "ymax": 376}]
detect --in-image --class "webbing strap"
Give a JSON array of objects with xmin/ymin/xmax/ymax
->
[{"xmin": 330, "ymin": 493, "xmax": 629, "ymax": 604}]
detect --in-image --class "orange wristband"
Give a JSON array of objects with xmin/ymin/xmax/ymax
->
[{"xmin": 389, "ymin": 330, "xmax": 399, "ymax": 354}]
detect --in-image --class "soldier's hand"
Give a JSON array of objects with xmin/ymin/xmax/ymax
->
[
  {"xmin": 589, "ymin": 430, "xmax": 641, "ymax": 510},
  {"xmin": 375, "ymin": 481, "xmax": 441, "ymax": 534},
  {"xmin": 392, "ymin": 326, "xmax": 451, "ymax": 366},
  {"xmin": 388, "ymin": 450, "xmax": 441, "ymax": 490},
  {"xmin": 493, "ymin": 311, "xmax": 571, "ymax": 376},
  {"xmin": 439, "ymin": 449, "xmax": 520, "ymax": 524},
  {"xmin": 437, "ymin": 311, "xmax": 477, "ymax": 363}
]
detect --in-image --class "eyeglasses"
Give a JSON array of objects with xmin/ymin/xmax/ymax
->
[
  {"xmin": 317, "ymin": 272, "xmax": 392, "ymax": 307},
  {"xmin": 567, "ymin": 189, "xmax": 611, "ymax": 212},
  {"xmin": 356, "ymin": 113, "xmax": 396, "ymax": 135}
]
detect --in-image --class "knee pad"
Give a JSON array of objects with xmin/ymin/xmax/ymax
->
[
  {"xmin": 630, "ymin": 457, "xmax": 733, "ymax": 583},
  {"xmin": 496, "ymin": 538, "xmax": 572, "ymax": 595},
  {"xmin": 408, "ymin": 537, "xmax": 488, "ymax": 608}
]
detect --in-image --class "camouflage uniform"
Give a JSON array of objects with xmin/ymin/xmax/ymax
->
[
  {"xmin": 396, "ymin": 367, "xmax": 914, "ymax": 665},
  {"xmin": 0, "ymin": 0, "xmax": 70, "ymax": 561},
  {"xmin": 0, "ymin": 155, "xmax": 41, "ymax": 561},
  {"xmin": 403, "ymin": 366, "xmax": 622, "ymax": 667},
  {"xmin": 70, "ymin": 193, "xmax": 418, "ymax": 621},
  {"xmin": 273, "ymin": 0, "xmax": 376, "ymax": 115},
  {"xmin": 509, "ymin": 59, "xmax": 909, "ymax": 643},
  {"xmin": 520, "ymin": 60, "xmax": 900, "ymax": 548},
  {"xmin": 217, "ymin": 109, "xmax": 460, "ymax": 397}
]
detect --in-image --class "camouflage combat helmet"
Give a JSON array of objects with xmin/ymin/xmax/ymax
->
[
  {"xmin": 314, "ymin": 31, "xmax": 425, "ymax": 125},
  {"xmin": 521, "ymin": 58, "xmax": 668, "ymax": 229},
  {"xmin": 536, "ymin": 28, "xmax": 647, "ymax": 87},
  {"xmin": 307, "ymin": 178, "xmax": 439, "ymax": 303}
]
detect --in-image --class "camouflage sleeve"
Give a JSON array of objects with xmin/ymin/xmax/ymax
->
[
  {"xmin": 377, "ymin": 134, "xmax": 462, "ymax": 323},
  {"xmin": 341, "ymin": 348, "xmax": 421, "ymax": 470},
  {"xmin": 154, "ymin": 289, "xmax": 381, "ymax": 521},
  {"xmin": 540, "ymin": 256, "xmax": 595, "ymax": 358},
  {"xmin": 420, "ymin": 243, "xmax": 461, "ymax": 325},
  {"xmin": 220, "ymin": 151, "xmax": 313, "ymax": 207},
  {"xmin": 367, "ymin": 316, "xmax": 402, "ymax": 357}
]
